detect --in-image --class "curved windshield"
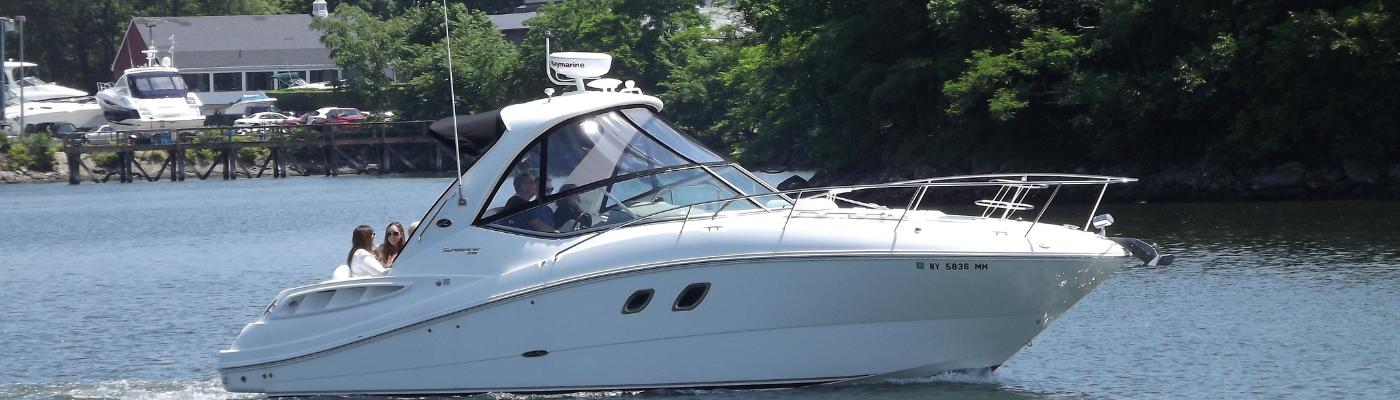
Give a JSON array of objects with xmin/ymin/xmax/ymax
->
[
  {"xmin": 480, "ymin": 107, "xmax": 774, "ymax": 235},
  {"xmin": 128, "ymin": 72, "xmax": 189, "ymax": 99},
  {"xmin": 492, "ymin": 166, "xmax": 760, "ymax": 234},
  {"xmin": 20, "ymin": 77, "xmax": 49, "ymax": 87}
]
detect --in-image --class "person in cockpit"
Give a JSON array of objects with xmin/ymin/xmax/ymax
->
[{"xmin": 503, "ymin": 173, "xmax": 557, "ymax": 233}]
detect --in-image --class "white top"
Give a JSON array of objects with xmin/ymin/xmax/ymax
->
[{"xmin": 348, "ymin": 248, "xmax": 389, "ymax": 277}]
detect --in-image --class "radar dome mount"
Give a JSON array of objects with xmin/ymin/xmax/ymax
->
[{"xmin": 548, "ymin": 52, "xmax": 612, "ymax": 92}]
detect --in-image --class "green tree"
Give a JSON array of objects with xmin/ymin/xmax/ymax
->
[
  {"xmin": 312, "ymin": 4, "xmax": 409, "ymax": 110},
  {"xmin": 396, "ymin": 4, "xmax": 521, "ymax": 119}
]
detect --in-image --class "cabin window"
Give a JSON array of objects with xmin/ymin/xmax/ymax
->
[
  {"xmin": 214, "ymin": 73, "xmax": 242, "ymax": 91},
  {"xmin": 481, "ymin": 142, "xmax": 543, "ymax": 223},
  {"xmin": 310, "ymin": 69, "xmax": 339, "ymax": 83},
  {"xmin": 182, "ymin": 73, "xmax": 211, "ymax": 92},
  {"xmin": 128, "ymin": 73, "xmax": 189, "ymax": 99},
  {"xmin": 246, "ymin": 72, "xmax": 274, "ymax": 91},
  {"xmin": 489, "ymin": 166, "xmax": 751, "ymax": 234},
  {"xmin": 541, "ymin": 111, "xmax": 688, "ymax": 198}
]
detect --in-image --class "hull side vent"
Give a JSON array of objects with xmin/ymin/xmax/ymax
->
[
  {"xmin": 622, "ymin": 289, "xmax": 655, "ymax": 314},
  {"xmin": 672, "ymin": 282, "xmax": 711, "ymax": 312}
]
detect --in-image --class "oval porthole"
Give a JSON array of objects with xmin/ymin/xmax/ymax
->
[
  {"xmin": 672, "ymin": 282, "xmax": 711, "ymax": 312},
  {"xmin": 621, "ymin": 289, "xmax": 654, "ymax": 315}
]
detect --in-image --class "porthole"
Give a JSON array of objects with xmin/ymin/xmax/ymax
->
[
  {"xmin": 672, "ymin": 283, "xmax": 710, "ymax": 312},
  {"xmin": 621, "ymin": 289, "xmax": 655, "ymax": 315}
]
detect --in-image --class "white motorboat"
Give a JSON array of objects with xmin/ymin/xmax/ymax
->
[
  {"xmin": 217, "ymin": 52, "xmax": 1171, "ymax": 396},
  {"xmin": 95, "ymin": 48, "xmax": 204, "ymax": 129},
  {"xmin": 3, "ymin": 61, "xmax": 88, "ymax": 101},
  {"xmin": 3, "ymin": 89, "xmax": 105, "ymax": 133},
  {"xmin": 219, "ymin": 92, "xmax": 280, "ymax": 117}
]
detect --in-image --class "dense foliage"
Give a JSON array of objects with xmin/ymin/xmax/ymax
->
[{"xmin": 2, "ymin": 0, "xmax": 1396, "ymax": 174}]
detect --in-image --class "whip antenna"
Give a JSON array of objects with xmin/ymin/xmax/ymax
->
[{"xmin": 442, "ymin": 1, "xmax": 466, "ymax": 205}]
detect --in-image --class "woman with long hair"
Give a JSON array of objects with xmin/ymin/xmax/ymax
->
[
  {"xmin": 347, "ymin": 225, "xmax": 389, "ymax": 277},
  {"xmin": 376, "ymin": 221, "xmax": 406, "ymax": 268}
]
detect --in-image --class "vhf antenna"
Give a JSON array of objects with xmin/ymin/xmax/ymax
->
[{"xmin": 442, "ymin": 1, "xmax": 466, "ymax": 205}]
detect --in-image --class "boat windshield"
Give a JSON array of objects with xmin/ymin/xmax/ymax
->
[
  {"xmin": 127, "ymin": 72, "xmax": 189, "ymax": 99},
  {"xmin": 480, "ymin": 107, "xmax": 783, "ymax": 235},
  {"xmin": 19, "ymin": 77, "xmax": 49, "ymax": 87}
]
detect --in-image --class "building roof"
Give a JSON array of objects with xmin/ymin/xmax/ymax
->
[
  {"xmin": 123, "ymin": 15, "xmax": 335, "ymax": 73},
  {"xmin": 487, "ymin": 12, "xmax": 534, "ymax": 31}
]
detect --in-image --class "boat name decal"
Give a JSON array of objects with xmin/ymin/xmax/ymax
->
[
  {"xmin": 443, "ymin": 247, "xmax": 480, "ymax": 255},
  {"xmin": 917, "ymin": 262, "xmax": 989, "ymax": 270},
  {"xmin": 550, "ymin": 61, "xmax": 587, "ymax": 69}
]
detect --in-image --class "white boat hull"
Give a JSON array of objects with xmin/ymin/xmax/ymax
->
[
  {"xmin": 219, "ymin": 253, "xmax": 1122, "ymax": 395},
  {"xmin": 5, "ymin": 99, "xmax": 106, "ymax": 129}
]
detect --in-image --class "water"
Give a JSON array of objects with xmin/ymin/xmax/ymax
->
[{"xmin": 1, "ymin": 178, "xmax": 1397, "ymax": 399}]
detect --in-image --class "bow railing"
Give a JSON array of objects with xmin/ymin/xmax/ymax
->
[{"xmin": 551, "ymin": 173, "xmax": 1136, "ymax": 262}]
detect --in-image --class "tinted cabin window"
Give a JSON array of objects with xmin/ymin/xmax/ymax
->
[{"xmin": 128, "ymin": 73, "xmax": 188, "ymax": 98}]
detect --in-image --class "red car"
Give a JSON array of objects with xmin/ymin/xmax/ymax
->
[{"xmin": 284, "ymin": 107, "xmax": 367, "ymax": 126}]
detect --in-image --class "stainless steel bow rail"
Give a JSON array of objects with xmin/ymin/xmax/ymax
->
[{"xmin": 553, "ymin": 174, "xmax": 1149, "ymax": 263}]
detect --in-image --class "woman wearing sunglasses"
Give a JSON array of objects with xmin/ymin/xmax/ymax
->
[{"xmin": 375, "ymin": 221, "xmax": 406, "ymax": 268}]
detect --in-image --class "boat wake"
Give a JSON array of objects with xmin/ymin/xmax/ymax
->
[
  {"xmin": 889, "ymin": 369, "xmax": 1002, "ymax": 386},
  {"xmin": 486, "ymin": 390, "xmax": 646, "ymax": 400},
  {"xmin": 0, "ymin": 378, "xmax": 256, "ymax": 400}
]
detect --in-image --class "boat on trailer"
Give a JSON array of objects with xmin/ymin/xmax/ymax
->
[{"xmin": 217, "ymin": 51, "xmax": 1171, "ymax": 396}]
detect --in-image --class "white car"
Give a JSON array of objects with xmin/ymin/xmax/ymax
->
[
  {"xmin": 82, "ymin": 124, "xmax": 140, "ymax": 144},
  {"xmin": 233, "ymin": 112, "xmax": 295, "ymax": 126}
]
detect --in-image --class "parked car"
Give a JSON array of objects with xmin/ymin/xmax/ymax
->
[
  {"xmin": 283, "ymin": 107, "xmax": 366, "ymax": 126},
  {"xmin": 83, "ymin": 124, "xmax": 136, "ymax": 143},
  {"xmin": 234, "ymin": 112, "xmax": 297, "ymax": 127},
  {"xmin": 24, "ymin": 122, "xmax": 84, "ymax": 141}
]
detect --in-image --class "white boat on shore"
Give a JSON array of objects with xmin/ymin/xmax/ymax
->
[
  {"xmin": 217, "ymin": 52, "xmax": 1171, "ymax": 396},
  {"xmin": 3, "ymin": 89, "xmax": 105, "ymax": 133},
  {"xmin": 95, "ymin": 47, "xmax": 204, "ymax": 129},
  {"xmin": 3, "ymin": 61, "xmax": 88, "ymax": 101}
]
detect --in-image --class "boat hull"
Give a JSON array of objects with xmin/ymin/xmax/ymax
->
[{"xmin": 219, "ymin": 254, "xmax": 1123, "ymax": 395}]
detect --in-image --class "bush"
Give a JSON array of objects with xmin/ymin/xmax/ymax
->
[
  {"xmin": 185, "ymin": 130, "xmax": 226, "ymax": 163},
  {"xmin": 5, "ymin": 133, "xmax": 58, "ymax": 171},
  {"xmin": 143, "ymin": 151, "xmax": 167, "ymax": 164},
  {"xmin": 232, "ymin": 136, "xmax": 269, "ymax": 164},
  {"xmin": 92, "ymin": 152, "xmax": 121, "ymax": 168}
]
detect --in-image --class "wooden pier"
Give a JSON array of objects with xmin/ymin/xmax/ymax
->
[{"xmin": 62, "ymin": 122, "xmax": 450, "ymax": 184}]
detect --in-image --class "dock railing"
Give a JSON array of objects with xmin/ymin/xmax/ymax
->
[{"xmin": 60, "ymin": 120, "xmax": 445, "ymax": 184}]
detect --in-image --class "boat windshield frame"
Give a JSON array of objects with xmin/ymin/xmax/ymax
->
[
  {"xmin": 126, "ymin": 71, "xmax": 190, "ymax": 99},
  {"xmin": 480, "ymin": 162, "xmax": 784, "ymax": 238},
  {"xmin": 472, "ymin": 105, "xmax": 766, "ymax": 236}
]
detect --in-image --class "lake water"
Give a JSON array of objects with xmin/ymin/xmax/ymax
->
[{"xmin": 1, "ymin": 177, "xmax": 1396, "ymax": 400}]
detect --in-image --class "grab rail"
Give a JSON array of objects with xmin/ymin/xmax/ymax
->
[{"xmin": 551, "ymin": 173, "xmax": 1136, "ymax": 262}]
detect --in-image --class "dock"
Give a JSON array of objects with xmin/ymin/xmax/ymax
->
[{"xmin": 61, "ymin": 122, "xmax": 450, "ymax": 184}]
